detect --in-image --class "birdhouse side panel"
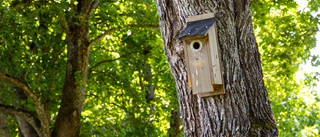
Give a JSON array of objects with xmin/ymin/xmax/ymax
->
[
  {"xmin": 185, "ymin": 38, "xmax": 213, "ymax": 94},
  {"xmin": 208, "ymin": 25, "xmax": 223, "ymax": 85},
  {"xmin": 183, "ymin": 40, "xmax": 192, "ymax": 88}
]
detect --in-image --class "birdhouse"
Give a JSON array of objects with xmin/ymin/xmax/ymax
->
[{"xmin": 177, "ymin": 13, "xmax": 225, "ymax": 97}]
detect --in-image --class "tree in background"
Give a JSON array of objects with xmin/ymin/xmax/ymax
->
[{"xmin": 0, "ymin": 0, "xmax": 180, "ymax": 136}]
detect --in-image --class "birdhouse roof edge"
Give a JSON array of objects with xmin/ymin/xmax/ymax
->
[{"xmin": 177, "ymin": 17, "xmax": 216, "ymax": 40}]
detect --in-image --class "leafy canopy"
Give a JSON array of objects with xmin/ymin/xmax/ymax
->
[{"xmin": 251, "ymin": 0, "xmax": 320, "ymax": 136}]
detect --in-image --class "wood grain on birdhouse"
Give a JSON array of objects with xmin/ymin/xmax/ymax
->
[{"xmin": 185, "ymin": 37, "xmax": 213, "ymax": 95}]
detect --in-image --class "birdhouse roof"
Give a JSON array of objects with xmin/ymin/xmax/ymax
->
[{"xmin": 177, "ymin": 17, "xmax": 216, "ymax": 40}]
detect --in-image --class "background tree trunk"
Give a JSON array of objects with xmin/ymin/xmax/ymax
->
[
  {"xmin": 0, "ymin": 111, "xmax": 10, "ymax": 137},
  {"xmin": 52, "ymin": 0, "xmax": 98, "ymax": 136},
  {"xmin": 14, "ymin": 87, "xmax": 39, "ymax": 137},
  {"xmin": 0, "ymin": 97, "xmax": 10, "ymax": 137},
  {"xmin": 51, "ymin": 25, "xmax": 90, "ymax": 137},
  {"xmin": 154, "ymin": 0, "xmax": 278, "ymax": 136},
  {"xmin": 15, "ymin": 116, "xmax": 38, "ymax": 137},
  {"xmin": 169, "ymin": 109, "xmax": 182, "ymax": 137},
  {"xmin": 52, "ymin": 19, "xmax": 90, "ymax": 137}
]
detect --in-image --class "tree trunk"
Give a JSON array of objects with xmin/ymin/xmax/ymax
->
[
  {"xmin": 15, "ymin": 116, "xmax": 39, "ymax": 137},
  {"xmin": 52, "ymin": 21, "xmax": 90, "ymax": 137},
  {"xmin": 52, "ymin": 1, "xmax": 97, "ymax": 136},
  {"xmin": 0, "ymin": 98, "xmax": 10, "ymax": 137},
  {"xmin": 14, "ymin": 87, "xmax": 39, "ymax": 137},
  {"xmin": 154, "ymin": 0, "xmax": 278, "ymax": 136},
  {"xmin": 169, "ymin": 109, "xmax": 182, "ymax": 137},
  {"xmin": 0, "ymin": 111, "xmax": 10, "ymax": 137}
]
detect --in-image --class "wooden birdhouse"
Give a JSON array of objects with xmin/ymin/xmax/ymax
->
[{"xmin": 177, "ymin": 13, "xmax": 225, "ymax": 97}]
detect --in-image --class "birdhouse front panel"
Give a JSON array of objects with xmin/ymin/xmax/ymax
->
[{"xmin": 184, "ymin": 37, "xmax": 213, "ymax": 95}]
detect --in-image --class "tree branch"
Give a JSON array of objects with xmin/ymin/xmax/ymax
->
[
  {"xmin": 10, "ymin": 0, "xmax": 33, "ymax": 9},
  {"xmin": 11, "ymin": 0, "xmax": 59, "ymax": 9},
  {"xmin": 89, "ymin": 51, "xmax": 138, "ymax": 72},
  {"xmin": 250, "ymin": 0, "xmax": 259, "ymax": 5},
  {"xmin": 45, "ymin": 1, "xmax": 70, "ymax": 34},
  {"xmin": 60, "ymin": 18, "xmax": 70, "ymax": 34},
  {"xmin": 0, "ymin": 104, "xmax": 41, "ymax": 136},
  {"xmin": 81, "ymin": 0, "xmax": 93, "ymax": 13},
  {"xmin": 88, "ymin": 27, "xmax": 122, "ymax": 47},
  {"xmin": 87, "ymin": 0, "xmax": 100, "ymax": 19},
  {"xmin": 0, "ymin": 72, "xmax": 37, "ymax": 104},
  {"xmin": 88, "ymin": 25, "xmax": 159, "ymax": 47},
  {"xmin": 0, "ymin": 71, "xmax": 50, "ymax": 137},
  {"xmin": 79, "ymin": 0, "xmax": 94, "ymax": 22}
]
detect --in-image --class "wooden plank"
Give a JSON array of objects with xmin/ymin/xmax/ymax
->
[
  {"xmin": 206, "ymin": 35, "xmax": 215, "ymax": 86},
  {"xmin": 183, "ymin": 40, "xmax": 192, "ymax": 88},
  {"xmin": 213, "ymin": 22, "xmax": 224, "ymax": 87},
  {"xmin": 213, "ymin": 85, "xmax": 225, "ymax": 96},
  {"xmin": 179, "ymin": 35, "xmax": 206, "ymax": 41},
  {"xmin": 186, "ymin": 38, "xmax": 213, "ymax": 94},
  {"xmin": 198, "ymin": 85, "xmax": 225, "ymax": 97},
  {"xmin": 198, "ymin": 92, "xmax": 216, "ymax": 97},
  {"xmin": 208, "ymin": 23, "xmax": 223, "ymax": 85},
  {"xmin": 208, "ymin": 22, "xmax": 225, "ymax": 96},
  {"xmin": 188, "ymin": 13, "xmax": 215, "ymax": 22}
]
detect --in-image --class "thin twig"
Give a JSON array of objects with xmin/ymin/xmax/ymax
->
[
  {"xmin": 88, "ymin": 25, "xmax": 159, "ymax": 47},
  {"xmin": 88, "ymin": 51, "xmax": 138, "ymax": 72}
]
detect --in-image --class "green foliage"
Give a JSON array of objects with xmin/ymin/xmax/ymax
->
[
  {"xmin": 1, "ymin": 0, "xmax": 180, "ymax": 136},
  {"xmin": 308, "ymin": 0, "xmax": 320, "ymax": 12},
  {"xmin": 80, "ymin": 1, "xmax": 179, "ymax": 136},
  {"xmin": 251, "ymin": 0, "xmax": 320, "ymax": 136},
  {"xmin": 82, "ymin": 26, "xmax": 178, "ymax": 136},
  {"xmin": 0, "ymin": 0, "xmax": 66, "ymax": 131}
]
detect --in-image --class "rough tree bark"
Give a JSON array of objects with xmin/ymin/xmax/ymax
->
[{"xmin": 155, "ymin": 0, "xmax": 278, "ymax": 136}]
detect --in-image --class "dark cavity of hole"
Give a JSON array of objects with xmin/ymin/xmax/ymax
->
[{"xmin": 193, "ymin": 42, "xmax": 200, "ymax": 49}]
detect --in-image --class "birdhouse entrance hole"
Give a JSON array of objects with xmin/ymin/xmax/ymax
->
[
  {"xmin": 193, "ymin": 42, "xmax": 200, "ymax": 49},
  {"xmin": 190, "ymin": 40, "xmax": 203, "ymax": 52}
]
